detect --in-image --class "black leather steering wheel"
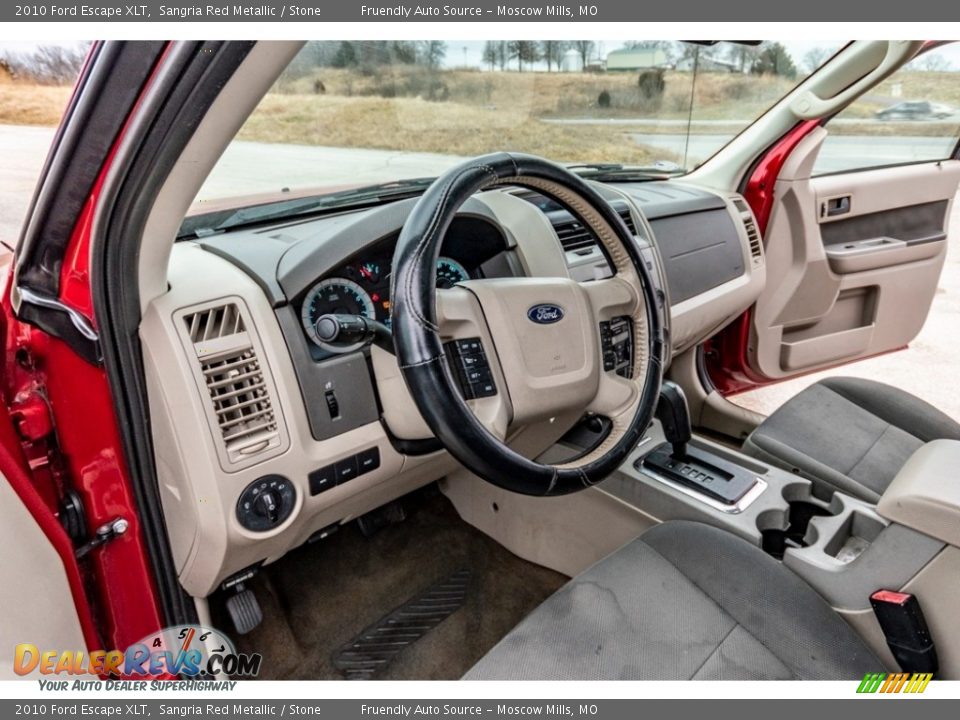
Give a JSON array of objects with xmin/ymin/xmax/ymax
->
[{"xmin": 391, "ymin": 152, "xmax": 665, "ymax": 496}]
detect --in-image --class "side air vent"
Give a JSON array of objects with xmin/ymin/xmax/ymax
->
[
  {"xmin": 742, "ymin": 214, "xmax": 763, "ymax": 263},
  {"xmin": 179, "ymin": 300, "xmax": 288, "ymax": 471}
]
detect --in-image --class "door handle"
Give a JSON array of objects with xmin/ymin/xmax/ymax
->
[{"xmin": 822, "ymin": 195, "xmax": 851, "ymax": 218}]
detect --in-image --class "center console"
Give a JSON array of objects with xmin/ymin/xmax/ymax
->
[{"xmin": 605, "ymin": 383, "xmax": 945, "ymax": 614}]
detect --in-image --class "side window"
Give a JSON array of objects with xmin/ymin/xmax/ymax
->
[{"xmin": 813, "ymin": 45, "xmax": 960, "ymax": 175}]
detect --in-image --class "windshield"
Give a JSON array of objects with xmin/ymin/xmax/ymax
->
[{"xmin": 191, "ymin": 40, "xmax": 840, "ymax": 224}]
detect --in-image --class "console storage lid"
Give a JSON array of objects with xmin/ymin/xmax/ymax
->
[{"xmin": 878, "ymin": 440, "xmax": 960, "ymax": 548}]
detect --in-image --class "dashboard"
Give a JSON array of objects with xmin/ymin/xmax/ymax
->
[
  {"xmin": 142, "ymin": 180, "xmax": 766, "ymax": 598},
  {"xmin": 294, "ymin": 217, "xmax": 509, "ymax": 358}
]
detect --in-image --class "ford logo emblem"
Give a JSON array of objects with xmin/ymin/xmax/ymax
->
[{"xmin": 527, "ymin": 304, "xmax": 564, "ymax": 325}]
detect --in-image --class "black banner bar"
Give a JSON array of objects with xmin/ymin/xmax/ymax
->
[{"xmin": 4, "ymin": 0, "xmax": 960, "ymax": 22}]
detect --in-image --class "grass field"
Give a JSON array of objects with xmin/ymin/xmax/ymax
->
[{"xmin": 2, "ymin": 66, "xmax": 957, "ymax": 161}]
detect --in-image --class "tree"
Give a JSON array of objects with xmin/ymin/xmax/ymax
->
[
  {"xmin": 5, "ymin": 43, "xmax": 89, "ymax": 85},
  {"xmin": 419, "ymin": 41, "xmax": 447, "ymax": 70},
  {"xmin": 540, "ymin": 40, "xmax": 567, "ymax": 72},
  {"xmin": 571, "ymin": 40, "xmax": 595, "ymax": 70},
  {"xmin": 496, "ymin": 41, "xmax": 509, "ymax": 71},
  {"xmin": 482, "ymin": 41, "xmax": 498, "ymax": 71},
  {"xmin": 508, "ymin": 41, "xmax": 540, "ymax": 72},
  {"xmin": 911, "ymin": 53, "xmax": 952, "ymax": 72},
  {"xmin": 750, "ymin": 43, "xmax": 798, "ymax": 79},
  {"xmin": 725, "ymin": 43, "xmax": 761, "ymax": 73},
  {"xmin": 331, "ymin": 41, "xmax": 358, "ymax": 68},
  {"xmin": 802, "ymin": 46, "xmax": 831, "ymax": 73}
]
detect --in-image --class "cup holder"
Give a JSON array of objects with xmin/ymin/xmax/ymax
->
[
  {"xmin": 759, "ymin": 502, "xmax": 832, "ymax": 559},
  {"xmin": 757, "ymin": 484, "xmax": 838, "ymax": 560}
]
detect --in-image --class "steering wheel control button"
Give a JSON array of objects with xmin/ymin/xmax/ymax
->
[
  {"xmin": 357, "ymin": 447, "xmax": 381, "ymax": 474},
  {"xmin": 237, "ymin": 475, "xmax": 296, "ymax": 532},
  {"xmin": 456, "ymin": 338, "xmax": 483, "ymax": 354},
  {"xmin": 444, "ymin": 337, "xmax": 497, "ymax": 401},
  {"xmin": 599, "ymin": 316, "xmax": 634, "ymax": 378},
  {"xmin": 309, "ymin": 465, "xmax": 337, "ymax": 495},
  {"xmin": 459, "ymin": 352, "xmax": 486, "ymax": 370}
]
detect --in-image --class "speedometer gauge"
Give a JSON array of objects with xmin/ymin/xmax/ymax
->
[
  {"xmin": 436, "ymin": 257, "xmax": 470, "ymax": 289},
  {"xmin": 301, "ymin": 277, "xmax": 375, "ymax": 351}
]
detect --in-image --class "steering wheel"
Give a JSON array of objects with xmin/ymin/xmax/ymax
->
[{"xmin": 390, "ymin": 153, "xmax": 665, "ymax": 496}]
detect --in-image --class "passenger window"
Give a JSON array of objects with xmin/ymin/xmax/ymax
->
[{"xmin": 813, "ymin": 45, "xmax": 960, "ymax": 175}]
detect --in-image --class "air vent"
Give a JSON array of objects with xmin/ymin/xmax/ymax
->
[
  {"xmin": 180, "ymin": 301, "xmax": 286, "ymax": 469},
  {"xmin": 617, "ymin": 208, "xmax": 638, "ymax": 236},
  {"xmin": 554, "ymin": 208, "xmax": 637, "ymax": 252},
  {"xmin": 742, "ymin": 214, "xmax": 763, "ymax": 262},
  {"xmin": 554, "ymin": 219, "xmax": 595, "ymax": 251}
]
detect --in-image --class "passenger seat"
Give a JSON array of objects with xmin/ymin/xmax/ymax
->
[{"xmin": 742, "ymin": 377, "xmax": 960, "ymax": 503}]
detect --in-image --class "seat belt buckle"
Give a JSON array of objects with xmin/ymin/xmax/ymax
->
[{"xmin": 870, "ymin": 590, "xmax": 938, "ymax": 675}]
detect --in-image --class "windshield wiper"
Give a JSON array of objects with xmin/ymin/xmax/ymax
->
[{"xmin": 181, "ymin": 177, "xmax": 438, "ymax": 238}]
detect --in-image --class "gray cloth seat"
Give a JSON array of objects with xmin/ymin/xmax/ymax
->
[
  {"xmin": 464, "ymin": 521, "xmax": 881, "ymax": 680},
  {"xmin": 743, "ymin": 377, "xmax": 960, "ymax": 503}
]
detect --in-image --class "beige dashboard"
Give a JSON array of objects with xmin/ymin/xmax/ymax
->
[{"xmin": 141, "ymin": 182, "xmax": 765, "ymax": 598}]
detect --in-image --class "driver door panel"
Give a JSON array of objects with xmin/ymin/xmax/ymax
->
[{"xmin": 750, "ymin": 128, "xmax": 960, "ymax": 379}]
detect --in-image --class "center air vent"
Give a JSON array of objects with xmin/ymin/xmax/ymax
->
[
  {"xmin": 553, "ymin": 208, "xmax": 637, "ymax": 252},
  {"xmin": 179, "ymin": 301, "xmax": 288, "ymax": 471}
]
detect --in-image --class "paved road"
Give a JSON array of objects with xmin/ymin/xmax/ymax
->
[
  {"xmin": 1, "ymin": 122, "xmax": 956, "ymax": 419},
  {"xmin": 628, "ymin": 132, "xmax": 958, "ymax": 172}
]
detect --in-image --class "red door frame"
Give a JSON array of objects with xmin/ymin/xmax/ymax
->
[
  {"xmin": 1, "ymin": 44, "xmax": 171, "ymax": 662},
  {"xmin": 703, "ymin": 119, "xmax": 821, "ymax": 395}
]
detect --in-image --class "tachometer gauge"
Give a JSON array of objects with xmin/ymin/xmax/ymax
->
[
  {"xmin": 301, "ymin": 277, "xmax": 375, "ymax": 351},
  {"xmin": 436, "ymin": 257, "xmax": 470, "ymax": 289}
]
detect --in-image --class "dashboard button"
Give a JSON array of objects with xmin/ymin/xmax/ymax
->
[
  {"xmin": 357, "ymin": 447, "xmax": 381, "ymax": 475},
  {"xmin": 309, "ymin": 465, "xmax": 337, "ymax": 495},
  {"xmin": 335, "ymin": 456, "xmax": 359, "ymax": 483}
]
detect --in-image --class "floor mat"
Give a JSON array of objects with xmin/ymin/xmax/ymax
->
[
  {"xmin": 333, "ymin": 568, "xmax": 471, "ymax": 679},
  {"xmin": 212, "ymin": 487, "xmax": 568, "ymax": 680}
]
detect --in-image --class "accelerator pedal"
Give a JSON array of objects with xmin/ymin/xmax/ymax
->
[
  {"xmin": 333, "ymin": 568, "xmax": 471, "ymax": 679},
  {"xmin": 225, "ymin": 585, "xmax": 263, "ymax": 635}
]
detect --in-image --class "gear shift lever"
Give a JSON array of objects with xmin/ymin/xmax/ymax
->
[
  {"xmin": 656, "ymin": 380, "xmax": 692, "ymax": 460},
  {"xmin": 642, "ymin": 380, "xmax": 757, "ymax": 506}
]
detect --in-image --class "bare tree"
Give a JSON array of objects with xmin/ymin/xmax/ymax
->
[
  {"xmin": 5, "ymin": 43, "xmax": 89, "ymax": 85},
  {"xmin": 802, "ymin": 47, "xmax": 831, "ymax": 73},
  {"xmin": 540, "ymin": 41, "xmax": 567, "ymax": 72},
  {"xmin": 508, "ymin": 41, "xmax": 540, "ymax": 72},
  {"xmin": 911, "ymin": 53, "xmax": 952, "ymax": 72},
  {"xmin": 418, "ymin": 41, "xmax": 447, "ymax": 71},
  {"xmin": 571, "ymin": 41, "xmax": 595, "ymax": 70}
]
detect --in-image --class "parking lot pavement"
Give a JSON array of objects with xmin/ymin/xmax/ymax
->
[{"xmin": 1, "ymin": 123, "xmax": 957, "ymax": 421}]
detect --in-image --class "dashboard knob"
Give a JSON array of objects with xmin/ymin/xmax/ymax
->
[
  {"xmin": 236, "ymin": 475, "xmax": 295, "ymax": 532},
  {"xmin": 254, "ymin": 490, "xmax": 280, "ymax": 524}
]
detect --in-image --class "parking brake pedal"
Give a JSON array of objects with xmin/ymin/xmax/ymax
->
[{"xmin": 225, "ymin": 584, "xmax": 263, "ymax": 635}]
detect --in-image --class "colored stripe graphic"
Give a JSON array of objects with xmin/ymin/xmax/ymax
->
[{"xmin": 857, "ymin": 672, "xmax": 932, "ymax": 694}]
